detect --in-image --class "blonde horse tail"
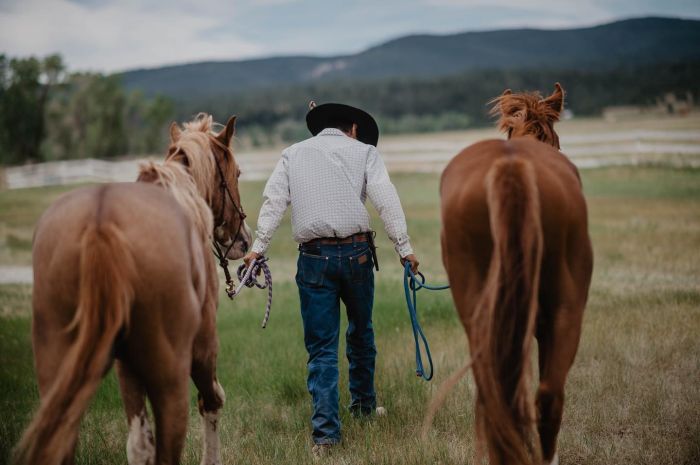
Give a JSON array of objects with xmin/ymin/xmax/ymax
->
[
  {"xmin": 473, "ymin": 156, "xmax": 543, "ymax": 465},
  {"xmin": 15, "ymin": 222, "xmax": 136, "ymax": 465}
]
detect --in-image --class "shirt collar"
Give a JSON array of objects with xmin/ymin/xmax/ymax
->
[{"xmin": 317, "ymin": 128, "xmax": 347, "ymax": 137}]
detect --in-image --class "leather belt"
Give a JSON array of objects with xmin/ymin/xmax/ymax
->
[{"xmin": 303, "ymin": 232, "xmax": 369, "ymax": 246}]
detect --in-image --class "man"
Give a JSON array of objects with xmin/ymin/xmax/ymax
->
[{"xmin": 243, "ymin": 102, "xmax": 419, "ymax": 456}]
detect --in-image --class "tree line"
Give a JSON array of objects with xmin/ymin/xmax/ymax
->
[
  {"xmin": 0, "ymin": 54, "xmax": 173, "ymax": 165},
  {"xmin": 179, "ymin": 61, "xmax": 700, "ymax": 146},
  {"xmin": 1, "ymin": 54, "xmax": 698, "ymax": 165}
]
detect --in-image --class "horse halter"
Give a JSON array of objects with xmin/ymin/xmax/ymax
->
[{"xmin": 208, "ymin": 135, "xmax": 247, "ymax": 291}]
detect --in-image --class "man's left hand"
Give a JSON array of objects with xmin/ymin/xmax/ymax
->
[{"xmin": 400, "ymin": 254, "xmax": 419, "ymax": 274}]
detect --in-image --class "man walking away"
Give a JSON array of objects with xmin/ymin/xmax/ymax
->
[{"xmin": 243, "ymin": 102, "xmax": 419, "ymax": 457}]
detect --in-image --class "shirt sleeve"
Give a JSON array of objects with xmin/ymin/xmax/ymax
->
[
  {"xmin": 365, "ymin": 146, "xmax": 414, "ymax": 258},
  {"xmin": 251, "ymin": 150, "xmax": 291, "ymax": 255}
]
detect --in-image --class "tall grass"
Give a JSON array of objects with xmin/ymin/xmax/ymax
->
[{"xmin": 1, "ymin": 166, "xmax": 699, "ymax": 464}]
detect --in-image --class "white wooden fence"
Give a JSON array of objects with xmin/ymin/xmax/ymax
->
[{"xmin": 3, "ymin": 129, "xmax": 700, "ymax": 190}]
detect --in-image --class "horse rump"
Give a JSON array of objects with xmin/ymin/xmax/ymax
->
[
  {"xmin": 472, "ymin": 155, "xmax": 543, "ymax": 465},
  {"xmin": 14, "ymin": 222, "xmax": 136, "ymax": 465}
]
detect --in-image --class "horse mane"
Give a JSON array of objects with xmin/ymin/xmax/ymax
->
[
  {"xmin": 137, "ymin": 161, "xmax": 213, "ymax": 242},
  {"xmin": 174, "ymin": 113, "xmax": 219, "ymax": 204},
  {"xmin": 136, "ymin": 113, "xmax": 224, "ymax": 242},
  {"xmin": 489, "ymin": 83, "xmax": 564, "ymax": 149}
]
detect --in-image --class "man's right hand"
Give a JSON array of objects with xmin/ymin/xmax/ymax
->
[
  {"xmin": 243, "ymin": 251, "xmax": 261, "ymax": 269},
  {"xmin": 401, "ymin": 254, "xmax": 419, "ymax": 274}
]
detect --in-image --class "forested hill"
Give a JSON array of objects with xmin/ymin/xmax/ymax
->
[
  {"xmin": 120, "ymin": 17, "xmax": 700, "ymax": 98},
  {"xmin": 3, "ymin": 17, "xmax": 699, "ymax": 165}
]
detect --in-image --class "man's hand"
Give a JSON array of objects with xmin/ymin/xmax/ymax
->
[
  {"xmin": 400, "ymin": 254, "xmax": 420, "ymax": 274},
  {"xmin": 243, "ymin": 251, "xmax": 261, "ymax": 269}
]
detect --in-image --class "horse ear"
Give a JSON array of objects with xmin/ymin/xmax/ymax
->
[
  {"xmin": 489, "ymin": 89, "xmax": 514, "ymax": 120},
  {"xmin": 489, "ymin": 89, "xmax": 522, "ymax": 136},
  {"xmin": 216, "ymin": 116, "xmax": 237, "ymax": 147},
  {"xmin": 169, "ymin": 122, "xmax": 181, "ymax": 143},
  {"xmin": 543, "ymin": 82, "xmax": 564, "ymax": 114}
]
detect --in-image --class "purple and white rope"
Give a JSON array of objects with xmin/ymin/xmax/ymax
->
[{"xmin": 226, "ymin": 257, "xmax": 273, "ymax": 328}]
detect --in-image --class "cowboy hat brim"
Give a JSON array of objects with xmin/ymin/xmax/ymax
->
[{"xmin": 306, "ymin": 103, "xmax": 379, "ymax": 146}]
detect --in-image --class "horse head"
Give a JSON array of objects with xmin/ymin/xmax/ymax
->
[
  {"xmin": 491, "ymin": 83, "xmax": 564, "ymax": 149},
  {"xmin": 167, "ymin": 114, "xmax": 252, "ymax": 259}
]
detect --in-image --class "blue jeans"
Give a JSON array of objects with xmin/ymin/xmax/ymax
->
[{"xmin": 296, "ymin": 240, "xmax": 377, "ymax": 445}]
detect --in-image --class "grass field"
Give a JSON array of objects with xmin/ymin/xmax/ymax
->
[{"xmin": 1, "ymin": 165, "xmax": 699, "ymax": 464}]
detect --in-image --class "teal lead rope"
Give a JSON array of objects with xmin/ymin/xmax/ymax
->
[{"xmin": 403, "ymin": 262, "xmax": 450, "ymax": 381}]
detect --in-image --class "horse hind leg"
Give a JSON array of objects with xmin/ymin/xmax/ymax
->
[
  {"xmin": 136, "ymin": 313, "xmax": 195, "ymax": 465},
  {"xmin": 536, "ymin": 298, "xmax": 584, "ymax": 465},
  {"xmin": 117, "ymin": 360, "xmax": 155, "ymax": 465},
  {"xmin": 144, "ymin": 361, "xmax": 191, "ymax": 465},
  {"xmin": 33, "ymin": 337, "xmax": 79, "ymax": 465},
  {"xmin": 191, "ymin": 339, "xmax": 225, "ymax": 465}
]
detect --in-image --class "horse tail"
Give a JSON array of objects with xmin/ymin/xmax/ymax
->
[
  {"xmin": 15, "ymin": 222, "xmax": 135, "ymax": 465},
  {"xmin": 473, "ymin": 155, "xmax": 543, "ymax": 465}
]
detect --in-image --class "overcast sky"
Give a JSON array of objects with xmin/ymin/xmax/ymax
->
[{"xmin": 1, "ymin": 0, "xmax": 699, "ymax": 73}]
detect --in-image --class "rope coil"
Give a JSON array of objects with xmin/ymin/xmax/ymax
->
[
  {"xmin": 234, "ymin": 257, "xmax": 273, "ymax": 328},
  {"xmin": 403, "ymin": 262, "xmax": 449, "ymax": 381},
  {"xmin": 216, "ymin": 252, "xmax": 273, "ymax": 328}
]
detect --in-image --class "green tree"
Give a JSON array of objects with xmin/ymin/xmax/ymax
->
[
  {"xmin": 0, "ymin": 55, "xmax": 63, "ymax": 163},
  {"xmin": 0, "ymin": 55, "xmax": 64, "ymax": 164},
  {"xmin": 1, "ymin": 53, "xmax": 175, "ymax": 164},
  {"xmin": 0, "ymin": 57, "xmax": 42, "ymax": 164},
  {"xmin": 143, "ymin": 95, "xmax": 174, "ymax": 153},
  {"xmin": 44, "ymin": 72, "xmax": 174, "ymax": 160},
  {"xmin": 36, "ymin": 55, "xmax": 65, "ymax": 158},
  {"xmin": 44, "ymin": 73, "xmax": 127, "ymax": 160},
  {"xmin": 85, "ymin": 74, "xmax": 127, "ymax": 158},
  {"xmin": 0, "ymin": 55, "xmax": 8, "ymax": 157}
]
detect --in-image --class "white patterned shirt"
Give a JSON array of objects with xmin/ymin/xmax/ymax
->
[{"xmin": 251, "ymin": 128, "xmax": 414, "ymax": 257}]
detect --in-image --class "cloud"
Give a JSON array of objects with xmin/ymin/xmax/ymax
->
[
  {"xmin": 0, "ymin": 0, "xmax": 265, "ymax": 72},
  {"xmin": 422, "ymin": 0, "xmax": 614, "ymax": 27},
  {"xmin": 1, "ymin": 0, "xmax": 699, "ymax": 73}
]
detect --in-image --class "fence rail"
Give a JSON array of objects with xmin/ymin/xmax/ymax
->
[{"xmin": 2, "ymin": 130, "xmax": 699, "ymax": 190}]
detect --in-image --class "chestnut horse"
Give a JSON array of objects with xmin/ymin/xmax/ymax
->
[
  {"xmin": 15, "ymin": 114, "xmax": 252, "ymax": 465},
  {"xmin": 439, "ymin": 84, "xmax": 592, "ymax": 465}
]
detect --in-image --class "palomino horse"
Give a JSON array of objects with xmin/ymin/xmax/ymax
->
[
  {"xmin": 15, "ymin": 114, "xmax": 252, "ymax": 465},
  {"xmin": 439, "ymin": 84, "xmax": 592, "ymax": 465}
]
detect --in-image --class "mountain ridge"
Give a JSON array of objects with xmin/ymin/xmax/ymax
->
[{"xmin": 119, "ymin": 17, "xmax": 700, "ymax": 99}]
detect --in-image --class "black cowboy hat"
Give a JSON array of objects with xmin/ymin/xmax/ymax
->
[{"xmin": 306, "ymin": 102, "xmax": 379, "ymax": 146}]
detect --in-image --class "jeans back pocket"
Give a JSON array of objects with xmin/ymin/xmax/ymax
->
[
  {"xmin": 299, "ymin": 252, "xmax": 329, "ymax": 287},
  {"xmin": 349, "ymin": 248, "xmax": 373, "ymax": 283}
]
